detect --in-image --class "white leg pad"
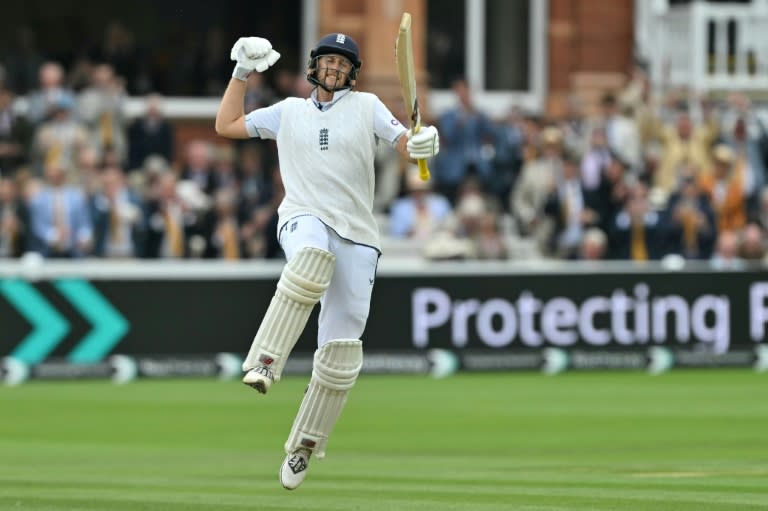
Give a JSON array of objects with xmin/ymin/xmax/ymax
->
[
  {"xmin": 242, "ymin": 247, "xmax": 335, "ymax": 381},
  {"xmin": 284, "ymin": 339, "xmax": 363, "ymax": 459}
]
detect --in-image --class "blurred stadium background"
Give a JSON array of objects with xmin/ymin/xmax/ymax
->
[
  {"xmin": 1, "ymin": 1, "xmax": 768, "ymax": 509},
  {"xmin": 1, "ymin": 0, "xmax": 767, "ymax": 378}
]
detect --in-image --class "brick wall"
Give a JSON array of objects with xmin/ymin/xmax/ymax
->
[{"xmin": 547, "ymin": 0, "xmax": 635, "ymax": 118}]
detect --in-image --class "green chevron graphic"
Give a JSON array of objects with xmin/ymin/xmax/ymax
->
[
  {"xmin": 55, "ymin": 279, "xmax": 130, "ymax": 364},
  {"xmin": 1, "ymin": 278, "xmax": 129, "ymax": 364},
  {"xmin": 0, "ymin": 279, "xmax": 70, "ymax": 364}
]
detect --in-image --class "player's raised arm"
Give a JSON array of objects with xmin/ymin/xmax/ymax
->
[{"xmin": 215, "ymin": 37, "xmax": 281, "ymax": 139}]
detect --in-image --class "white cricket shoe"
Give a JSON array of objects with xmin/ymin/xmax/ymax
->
[
  {"xmin": 242, "ymin": 365, "xmax": 274, "ymax": 394},
  {"xmin": 280, "ymin": 448, "xmax": 311, "ymax": 490}
]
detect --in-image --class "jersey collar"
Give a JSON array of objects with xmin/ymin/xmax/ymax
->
[{"xmin": 310, "ymin": 88, "xmax": 351, "ymax": 111}]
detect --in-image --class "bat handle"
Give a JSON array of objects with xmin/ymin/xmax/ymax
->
[{"xmin": 417, "ymin": 158, "xmax": 430, "ymax": 181}]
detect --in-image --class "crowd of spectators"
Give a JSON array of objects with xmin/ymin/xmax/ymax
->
[
  {"xmin": 383, "ymin": 68, "xmax": 768, "ymax": 268},
  {"xmin": 1, "ymin": 57, "xmax": 767, "ymax": 267}
]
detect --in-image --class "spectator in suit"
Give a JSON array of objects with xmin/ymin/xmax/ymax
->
[
  {"xmin": 142, "ymin": 172, "xmax": 191, "ymax": 259},
  {"xmin": 200, "ymin": 187, "xmax": 243, "ymax": 259},
  {"xmin": 754, "ymin": 186, "xmax": 768, "ymax": 231},
  {"xmin": 588, "ymin": 93, "xmax": 641, "ymax": 173},
  {"xmin": 699, "ymin": 144, "xmax": 748, "ymax": 233},
  {"xmin": 543, "ymin": 152, "xmax": 598, "ymax": 258},
  {"xmin": 721, "ymin": 94, "xmax": 768, "ymax": 214},
  {"xmin": 127, "ymin": 93, "xmax": 175, "ymax": 171},
  {"xmin": 236, "ymin": 142, "xmax": 272, "ymax": 223},
  {"xmin": 662, "ymin": 175, "xmax": 717, "ymax": 260},
  {"xmin": 29, "ymin": 92, "xmax": 89, "ymax": 175},
  {"xmin": 651, "ymin": 109, "xmax": 719, "ymax": 201},
  {"xmin": 90, "ymin": 166, "xmax": 144, "ymax": 258},
  {"xmin": 211, "ymin": 144, "xmax": 239, "ymax": 193},
  {"xmin": 95, "ymin": 21, "xmax": 143, "ymax": 95},
  {"xmin": 510, "ymin": 126, "xmax": 564, "ymax": 252},
  {"xmin": 608, "ymin": 182, "xmax": 665, "ymax": 261},
  {"xmin": 0, "ymin": 176, "xmax": 29, "ymax": 257},
  {"xmin": 558, "ymin": 93, "xmax": 590, "ymax": 158},
  {"xmin": 77, "ymin": 63, "xmax": 128, "ymax": 166},
  {"xmin": 432, "ymin": 77, "xmax": 496, "ymax": 203},
  {"xmin": 0, "ymin": 85, "xmax": 33, "ymax": 176},
  {"xmin": 490, "ymin": 106, "xmax": 525, "ymax": 208},
  {"xmin": 27, "ymin": 162, "xmax": 93, "ymax": 258},
  {"xmin": 579, "ymin": 126, "xmax": 613, "ymax": 194},
  {"xmin": 25, "ymin": 61, "xmax": 73, "ymax": 125},
  {"xmin": 586, "ymin": 156, "xmax": 631, "ymax": 235},
  {"xmin": 240, "ymin": 165, "xmax": 283, "ymax": 259},
  {"xmin": 389, "ymin": 165, "xmax": 452, "ymax": 240},
  {"xmin": 179, "ymin": 139, "xmax": 217, "ymax": 195},
  {"xmin": 2, "ymin": 27, "xmax": 44, "ymax": 95}
]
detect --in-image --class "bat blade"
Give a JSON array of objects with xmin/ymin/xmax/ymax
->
[{"xmin": 396, "ymin": 12, "xmax": 430, "ymax": 181}]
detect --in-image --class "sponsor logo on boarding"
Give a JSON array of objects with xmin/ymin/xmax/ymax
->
[{"xmin": 407, "ymin": 283, "xmax": 768, "ymax": 354}]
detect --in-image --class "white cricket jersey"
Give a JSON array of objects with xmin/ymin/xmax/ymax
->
[{"xmin": 245, "ymin": 89, "xmax": 407, "ymax": 250}]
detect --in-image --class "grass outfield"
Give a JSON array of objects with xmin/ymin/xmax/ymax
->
[{"xmin": 1, "ymin": 370, "xmax": 767, "ymax": 510}]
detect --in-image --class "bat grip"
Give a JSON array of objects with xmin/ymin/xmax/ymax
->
[{"xmin": 417, "ymin": 158, "xmax": 430, "ymax": 181}]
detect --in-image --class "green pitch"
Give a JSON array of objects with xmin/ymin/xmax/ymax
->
[{"xmin": 1, "ymin": 370, "xmax": 767, "ymax": 510}]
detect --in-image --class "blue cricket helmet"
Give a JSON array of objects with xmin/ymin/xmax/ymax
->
[{"xmin": 310, "ymin": 33, "xmax": 362, "ymax": 70}]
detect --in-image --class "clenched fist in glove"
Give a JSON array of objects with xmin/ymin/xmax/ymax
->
[
  {"xmin": 231, "ymin": 37, "xmax": 281, "ymax": 81},
  {"xmin": 406, "ymin": 125, "xmax": 440, "ymax": 160}
]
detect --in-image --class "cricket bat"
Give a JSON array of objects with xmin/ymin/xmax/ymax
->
[{"xmin": 396, "ymin": 12, "xmax": 430, "ymax": 181}]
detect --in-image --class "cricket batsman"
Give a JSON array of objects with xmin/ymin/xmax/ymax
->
[{"xmin": 214, "ymin": 33, "xmax": 440, "ymax": 489}]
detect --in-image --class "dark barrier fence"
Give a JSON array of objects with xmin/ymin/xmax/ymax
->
[{"xmin": 1, "ymin": 260, "xmax": 767, "ymax": 382}]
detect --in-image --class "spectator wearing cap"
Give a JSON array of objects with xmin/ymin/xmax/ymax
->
[{"xmin": 698, "ymin": 144, "xmax": 748, "ymax": 233}]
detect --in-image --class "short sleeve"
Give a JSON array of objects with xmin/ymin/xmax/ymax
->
[{"xmin": 373, "ymin": 98, "xmax": 408, "ymax": 147}]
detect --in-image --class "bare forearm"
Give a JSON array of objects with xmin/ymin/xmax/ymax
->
[{"xmin": 215, "ymin": 78, "xmax": 249, "ymax": 138}]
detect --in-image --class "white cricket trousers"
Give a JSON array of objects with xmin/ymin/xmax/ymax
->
[{"xmin": 279, "ymin": 215, "xmax": 379, "ymax": 347}]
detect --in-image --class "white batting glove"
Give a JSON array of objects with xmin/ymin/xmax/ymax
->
[
  {"xmin": 230, "ymin": 37, "xmax": 281, "ymax": 81},
  {"xmin": 406, "ymin": 125, "xmax": 440, "ymax": 159}
]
